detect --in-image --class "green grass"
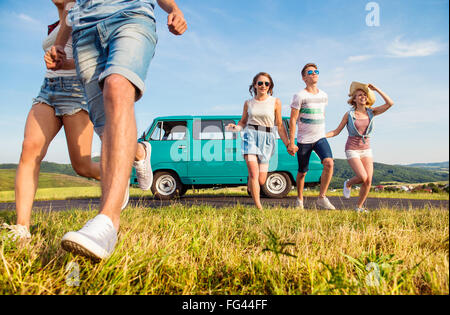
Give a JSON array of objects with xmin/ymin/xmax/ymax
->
[
  {"xmin": 0, "ymin": 205, "xmax": 448, "ymax": 295},
  {"xmin": 0, "ymin": 186, "xmax": 448, "ymax": 203}
]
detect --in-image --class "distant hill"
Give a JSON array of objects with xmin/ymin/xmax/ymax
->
[
  {"xmin": 331, "ymin": 159, "xmax": 449, "ymax": 189},
  {"xmin": 1, "ymin": 159, "xmax": 448, "ymax": 191},
  {"xmin": 0, "ymin": 161, "xmax": 78, "ymax": 177},
  {"xmin": 402, "ymin": 161, "xmax": 449, "ymax": 171},
  {"xmin": 0, "ymin": 169, "xmax": 98, "ymax": 191}
]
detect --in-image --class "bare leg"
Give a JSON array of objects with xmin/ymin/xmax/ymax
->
[
  {"xmin": 296, "ymin": 172, "xmax": 307, "ymax": 202},
  {"xmin": 319, "ymin": 158, "xmax": 334, "ymax": 198},
  {"xmin": 358, "ymin": 157, "xmax": 373, "ymax": 208},
  {"xmin": 245, "ymin": 155, "xmax": 263, "ymax": 210},
  {"xmin": 98, "ymin": 74, "xmax": 137, "ymax": 230},
  {"xmin": 346, "ymin": 157, "xmax": 369, "ymax": 208},
  {"xmin": 63, "ymin": 110, "xmax": 100, "ymax": 180},
  {"xmin": 15, "ymin": 103, "xmax": 62, "ymax": 228}
]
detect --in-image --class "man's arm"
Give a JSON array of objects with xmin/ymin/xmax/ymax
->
[{"xmin": 157, "ymin": 0, "xmax": 187, "ymax": 35}]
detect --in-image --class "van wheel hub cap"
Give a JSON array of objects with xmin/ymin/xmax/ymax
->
[
  {"xmin": 267, "ymin": 174, "xmax": 286, "ymax": 194},
  {"xmin": 156, "ymin": 175, "xmax": 176, "ymax": 195}
]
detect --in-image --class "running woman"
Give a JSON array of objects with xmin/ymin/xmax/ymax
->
[
  {"xmin": 326, "ymin": 82, "xmax": 394, "ymax": 212},
  {"xmin": 227, "ymin": 72, "xmax": 290, "ymax": 210}
]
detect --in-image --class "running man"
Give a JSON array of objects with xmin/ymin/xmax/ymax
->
[
  {"xmin": 288, "ymin": 63, "xmax": 336, "ymax": 210},
  {"xmin": 46, "ymin": 0, "xmax": 187, "ymax": 260}
]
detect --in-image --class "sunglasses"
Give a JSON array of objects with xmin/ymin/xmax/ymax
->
[
  {"xmin": 307, "ymin": 70, "xmax": 320, "ymax": 75},
  {"xmin": 257, "ymin": 81, "xmax": 271, "ymax": 87}
]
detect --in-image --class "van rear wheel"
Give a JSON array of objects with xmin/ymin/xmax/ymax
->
[
  {"xmin": 261, "ymin": 172, "xmax": 292, "ymax": 199},
  {"xmin": 152, "ymin": 171, "xmax": 184, "ymax": 200}
]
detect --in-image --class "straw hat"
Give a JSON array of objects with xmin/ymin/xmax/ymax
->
[{"xmin": 348, "ymin": 81, "xmax": 376, "ymax": 107}]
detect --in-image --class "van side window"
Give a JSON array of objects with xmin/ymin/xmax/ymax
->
[
  {"xmin": 223, "ymin": 120, "xmax": 238, "ymax": 140},
  {"xmin": 194, "ymin": 120, "xmax": 224, "ymax": 140},
  {"xmin": 150, "ymin": 122, "xmax": 162, "ymax": 141},
  {"xmin": 161, "ymin": 121, "xmax": 188, "ymax": 141}
]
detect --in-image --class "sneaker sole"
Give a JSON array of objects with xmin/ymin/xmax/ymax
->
[{"xmin": 61, "ymin": 232, "xmax": 110, "ymax": 261}]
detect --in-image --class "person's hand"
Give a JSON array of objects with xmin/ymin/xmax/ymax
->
[
  {"xmin": 287, "ymin": 143, "xmax": 298, "ymax": 156},
  {"xmin": 226, "ymin": 123, "xmax": 241, "ymax": 132},
  {"xmin": 368, "ymin": 84, "xmax": 378, "ymax": 91},
  {"xmin": 167, "ymin": 9, "xmax": 187, "ymax": 35},
  {"xmin": 45, "ymin": 45, "xmax": 66, "ymax": 70}
]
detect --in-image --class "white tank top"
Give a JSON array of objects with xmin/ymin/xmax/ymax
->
[
  {"xmin": 43, "ymin": 24, "xmax": 77, "ymax": 78},
  {"xmin": 247, "ymin": 96, "xmax": 276, "ymax": 128}
]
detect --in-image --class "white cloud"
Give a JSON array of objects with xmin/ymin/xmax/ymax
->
[
  {"xmin": 347, "ymin": 55, "xmax": 375, "ymax": 63},
  {"xmin": 387, "ymin": 36, "xmax": 444, "ymax": 58}
]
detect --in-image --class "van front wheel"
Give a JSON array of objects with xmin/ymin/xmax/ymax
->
[
  {"xmin": 261, "ymin": 172, "xmax": 292, "ymax": 199},
  {"xmin": 152, "ymin": 171, "xmax": 184, "ymax": 200}
]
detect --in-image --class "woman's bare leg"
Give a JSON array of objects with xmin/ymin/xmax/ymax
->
[
  {"xmin": 358, "ymin": 157, "xmax": 373, "ymax": 208},
  {"xmin": 245, "ymin": 155, "xmax": 262, "ymax": 210},
  {"xmin": 15, "ymin": 103, "xmax": 62, "ymax": 228}
]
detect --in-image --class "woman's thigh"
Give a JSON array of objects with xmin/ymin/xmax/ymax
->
[{"xmin": 22, "ymin": 103, "xmax": 62, "ymax": 155}]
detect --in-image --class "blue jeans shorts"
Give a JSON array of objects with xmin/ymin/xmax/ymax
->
[
  {"xmin": 242, "ymin": 127, "xmax": 276, "ymax": 164},
  {"xmin": 297, "ymin": 138, "xmax": 333, "ymax": 173},
  {"xmin": 72, "ymin": 11, "xmax": 158, "ymax": 136},
  {"xmin": 32, "ymin": 76, "xmax": 88, "ymax": 116}
]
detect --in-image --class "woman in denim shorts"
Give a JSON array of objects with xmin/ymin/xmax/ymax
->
[
  {"xmin": 3, "ymin": 0, "xmax": 101, "ymax": 240},
  {"xmin": 326, "ymin": 82, "xmax": 394, "ymax": 212},
  {"xmin": 227, "ymin": 72, "xmax": 290, "ymax": 210}
]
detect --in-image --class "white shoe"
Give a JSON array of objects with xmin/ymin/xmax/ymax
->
[
  {"xmin": 121, "ymin": 184, "xmax": 130, "ymax": 210},
  {"xmin": 295, "ymin": 198, "xmax": 304, "ymax": 209},
  {"xmin": 316, "ymin": 197, "xmax": 336, "ymax": 210},
  {"xmin": 343, "ymin": 180, "xmax": 351, "ymax": 199},
  {"xmin": 61, "ymin": 214, "xmax": 118, "ymax": 261},
  {"xmin": 133, "ymin": 141, "xmax": 153, "ymax": 191},
  {"xmin": 1, "ymin": 223, "xmax": 31, "ymax": 241}
]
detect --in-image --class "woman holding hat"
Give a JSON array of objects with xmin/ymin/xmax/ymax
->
[{"xmin": 326, "ymin": 82, "xmax": 394, "ymax": 212}]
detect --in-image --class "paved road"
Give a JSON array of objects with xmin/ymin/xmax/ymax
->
[{"xmin": 0, "ymin": 196, "xmax": 448, "ymax": 212}]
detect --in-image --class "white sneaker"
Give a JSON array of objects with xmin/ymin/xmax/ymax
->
[
  {"xmin": 316, "ymin": 197, "xmax": 336, "ymax": 210},
  {"xmin": 295, "ymin": 198, "xmax": 304, "ymax": 209},
  {"xmin": 343, "ymin": 180, "xmax": 351, "ymax": 199},
  {"xmin": 61, "ymin": 214, "xmax": 118, "ymax": 261},
  {"xmin": 121, "ymin": 184, "xmax": 130, "ymax": 210},
  {"xmin": 133, "ymin": 141, "xmax": 153, "ymax": 191},
  {"xmin": 1, "ymin": 223, "xmax": 31, "ymax": 241}
]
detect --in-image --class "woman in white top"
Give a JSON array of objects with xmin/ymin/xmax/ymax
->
[
  {"xmin": 227, "ymin": 72, "xmax": 291, "ymax": 210},
  {"xmin": 3, "ymin": 0, "xmax": 101, "ymax": 240}
]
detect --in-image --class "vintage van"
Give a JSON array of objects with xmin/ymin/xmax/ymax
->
[{"xmin": 131, "ymin": 116, "xmax": 323, "ymax": 200}]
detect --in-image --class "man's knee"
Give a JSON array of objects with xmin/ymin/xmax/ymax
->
[
  {"xmin": 72, "ymin": 161, "xmax": 92, "ymax": 178},
  {"xmin": 323, "ymin": 158, "xmax": 334, "ymax": 170}
]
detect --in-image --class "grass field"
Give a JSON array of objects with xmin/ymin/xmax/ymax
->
[
  {"xmin": 0, "ymin": 205, "xmax": 448, "ymax": 295},
  {"xmin": 0, "ymin": 186, "xmax": 448, "ymax": 203}
]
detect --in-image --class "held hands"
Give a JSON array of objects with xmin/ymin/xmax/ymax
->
[
  {"xmin": 167, "ymin": 9, "xmax": 187, "ymax": 35},
  {"xmin": 287, "ymin": 143, "xmax": 298, "ymax": 157},
  {"xmin": 44, "ymin": 45, "xmax": 66, "ymax": 70}
]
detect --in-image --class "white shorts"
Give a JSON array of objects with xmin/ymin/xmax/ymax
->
[{"xmin": 345, "ymin": 149, "xmax": 373, "ymax": 160}]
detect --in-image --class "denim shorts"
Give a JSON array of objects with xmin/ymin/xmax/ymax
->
[
  {"xmin": 242, "ymin": 127, "xmax": 276, "ymax": 164},
  {"xmin": 297, "ymin": 138, "xmax": 333, "ymax": 173},
  {"xmin": 32, "ymin": 76, "xmax": 88, "ymax": 116},
  {"xmin": 72, "ymin": 11, "xmax": 158, "ymax": 136}
]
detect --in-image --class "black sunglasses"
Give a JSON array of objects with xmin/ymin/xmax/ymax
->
[{"xmin": 257, "ymin": 81, "xmax": 270, "ymax": 87}]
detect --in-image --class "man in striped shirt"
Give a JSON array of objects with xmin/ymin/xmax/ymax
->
[{"xmin": 288, "ymin": 63, "xmax": 336, "ymax": 210}]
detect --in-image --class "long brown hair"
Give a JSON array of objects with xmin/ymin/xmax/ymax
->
[{"xmin": 249, "ymin": 72, "xmax": 274, "ymax": 97}]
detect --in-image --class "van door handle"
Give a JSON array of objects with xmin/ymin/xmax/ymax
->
[{"xmin": 178, "ymin": 145, "xmax": 186, "ymax": 149}]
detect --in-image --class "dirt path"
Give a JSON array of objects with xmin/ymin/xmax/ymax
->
[{"xmin": 0, "ymin": 196, "xmax": 448, "ymax": 212}]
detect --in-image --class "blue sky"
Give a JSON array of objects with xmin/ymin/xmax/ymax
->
[{"xmin": 0, "ymin": 0, "xmax": 448, "ymax": 165}]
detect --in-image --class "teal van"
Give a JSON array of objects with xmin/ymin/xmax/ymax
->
[{"xmin": 131, "ymin": 116, "xmax": 323, "ymax": 200}]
